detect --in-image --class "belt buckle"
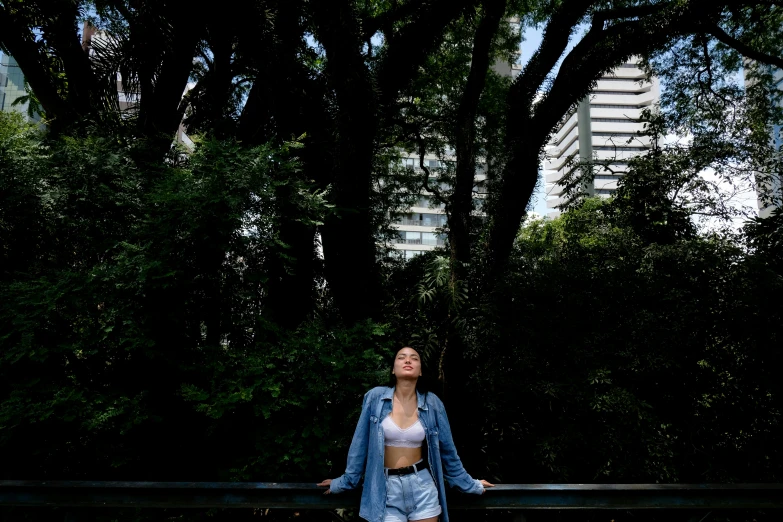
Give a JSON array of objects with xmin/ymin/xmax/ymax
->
[
  {"xmin": 394, "ymin": 465, "xmax": 414, "ymax": 476},
  {"xmin": 388, "ymin": 462, "xmax": 423, "ymax": 476}
]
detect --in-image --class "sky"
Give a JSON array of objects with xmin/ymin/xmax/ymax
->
[{"xmin": 517, "ymin": 26, "xmax": 549, "ymax": 217}]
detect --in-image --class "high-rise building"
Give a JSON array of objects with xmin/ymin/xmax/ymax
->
[
  {"xmin": 544, "ymin": 59, "xmax": 660, "ymax": 217},
  {"xmin": 0, "ymin": 52, "xmax": 41, "ymax": 122}
]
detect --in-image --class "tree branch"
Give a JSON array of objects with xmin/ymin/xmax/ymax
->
[
  {"xmin": 706, "ymin": 22, "xmax": 783, "ymax": 70},
  {"xmin": 103, "ymin": 0, "xmax": 134, "ymax": 25},
  {"xmin": 451, "ymin": 0, "xmax": 507, "ymax": 264},
  {"xmin": 483, "ymin": 0, "xmax": 704, "ymax": 284},
  {"xmin": 590, "ymin": 3, "xmax": 671, "ymax": 27},
  {"xmin": 0, "ymin": 7, "xmax": 71, "ymax": 127},
  {"xmin": 417, "ymin": 134, "xmax": 449, "ymax": 209},
  {"xmin": 376, "ymin": 0, "xmax": 480, "ymax": 109},
  {"xmin": 507, "ymin": 0, "xmax": 595, "ymax": 151},
  {"xmin": 362, "ymin": 0, "xmax": 421, "ymax": 40},
  {"xmin": 531, "ymin": 13, "xmax": 687, "ymax": 146},
  {"xmin": 137, "ymin": 6, "xmax": 203, "ymax": 148},
  {"xmin": 38, "ymin": 0, "xmax": 97, "ymax": 118}
]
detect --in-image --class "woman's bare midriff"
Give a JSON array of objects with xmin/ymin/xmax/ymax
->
[{"xmin": 384, "ymin": 446, "xmax": 423, "ymax": 469}]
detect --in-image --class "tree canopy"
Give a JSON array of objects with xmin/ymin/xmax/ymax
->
[{"xmin": 2, "ymin": 0, "xmax": 781, "ymax": 321}]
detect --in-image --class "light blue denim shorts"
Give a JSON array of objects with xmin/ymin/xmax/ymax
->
[{"xmin": 384, "ymin": 463, "xmax": 442, "ymax": 522}]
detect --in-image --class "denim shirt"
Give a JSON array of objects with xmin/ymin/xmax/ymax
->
[{"xmin": 329, "ymin": 386, "xmax": 483, "ymax": 522}]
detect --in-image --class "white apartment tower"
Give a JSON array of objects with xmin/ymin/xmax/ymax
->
[{"xmin": 544, "ymin": 59, "xmax": 660, "ymax": 217}]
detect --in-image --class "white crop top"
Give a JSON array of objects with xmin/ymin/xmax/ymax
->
[{"xmin": 382, "ymin": 415, "xmax": 425, "ymax": 448}]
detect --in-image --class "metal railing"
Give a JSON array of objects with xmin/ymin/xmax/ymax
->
[
  {"xmin": 1, "ymin": 481, "xmax": 782, "ymax": 510},
  {"xmin": 397, "ymin": 238, "xmax": 445, "ymax": 246}
]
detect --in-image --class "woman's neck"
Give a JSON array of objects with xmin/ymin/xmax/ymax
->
[{"xmin": 394, "ymin": 380, "xmax": 417, "ymax": 403}]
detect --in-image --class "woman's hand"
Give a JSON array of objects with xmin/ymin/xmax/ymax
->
[
  {"xmin": 479, "ymin": 479, "xmax": 495, "ymax": 494},
  {"xmin": 317, "ymin": 479, "xmax": 332, "ymax": 495}
]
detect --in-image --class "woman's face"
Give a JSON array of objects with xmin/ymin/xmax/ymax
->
[{"xmin": 393, "ymin": 347, "xmax": 422, "ymax": 379}]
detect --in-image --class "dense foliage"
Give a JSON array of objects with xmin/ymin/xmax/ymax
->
[
  {"xmin": 484, "ymin": 202, "xmax": 783, "ymax": 484},
  {"xmin": 0, "ymin": 112, "xmax": 392, "ymax": 483}
]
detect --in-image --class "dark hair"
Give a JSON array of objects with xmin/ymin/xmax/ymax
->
[{"xmin": 387, "ymin": 346, "xmax": 430, "ymax": 396}]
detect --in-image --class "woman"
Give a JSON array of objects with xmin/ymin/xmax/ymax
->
[{"xmin": 318, "ymin": 346, "xmax": 493, "ymax": 522}]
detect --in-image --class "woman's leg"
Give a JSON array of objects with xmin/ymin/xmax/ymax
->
[{"xmin": 407, "ymin": 469, "xmax": 441, "ymax": 522}]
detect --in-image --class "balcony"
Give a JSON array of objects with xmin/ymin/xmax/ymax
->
[
  {"xmin": 396, "ymin": 238, "xmax": 446, "ymax": 246},
  {"xmin": 394, "ymin": 218, "xmax": 445, "ymax": 227}
]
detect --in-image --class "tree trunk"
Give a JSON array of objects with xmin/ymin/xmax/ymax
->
[
  {"xmin": 238, "ymin": 1, "xmax": 331, "ymax": 328},
  {"xmin": 137, "ymin": 24, "xmax": 202, "ymax": 159},
  {"xmin": 312, "ymin": 0, "xmax": 381, "ymax": 324},
  {"xmin": 485, "ymin": 149, "xmax": 540, "ymax": 283},
  {"xmin": 0, "ymin": 8, "xmax": 75, "ymax": 132},
  {"xmin": 450, "ymin": 0, "xmax": 507, "ymax": 268},
  {"xmin": 443, "ymin": 0, "xmax": 508, "ymax": 482}
]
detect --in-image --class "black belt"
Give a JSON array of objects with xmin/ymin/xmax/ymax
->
[{"xmin": 386, "ymin": 461, "xmax": 428, "ymax": 476}]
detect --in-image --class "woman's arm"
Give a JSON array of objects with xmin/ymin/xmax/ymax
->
[
  {"xmin": 433, "ymin": 397, "xmax": 486, "ymax": 495},
  {"xmin": 323, "ymin": 390, "xmax": 374, "ymax": 494}
]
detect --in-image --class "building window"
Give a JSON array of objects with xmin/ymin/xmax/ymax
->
[
  {"xmin": 395, "ymin": 232, "xmax": 444, "ymax": 247},
  {"xmin": 422, "ymin": 213, "xmax": 446, "ymax": 227},
  {"xmin": 422, "ymin": 232, "xmax": 438, "ymax": 246}
]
